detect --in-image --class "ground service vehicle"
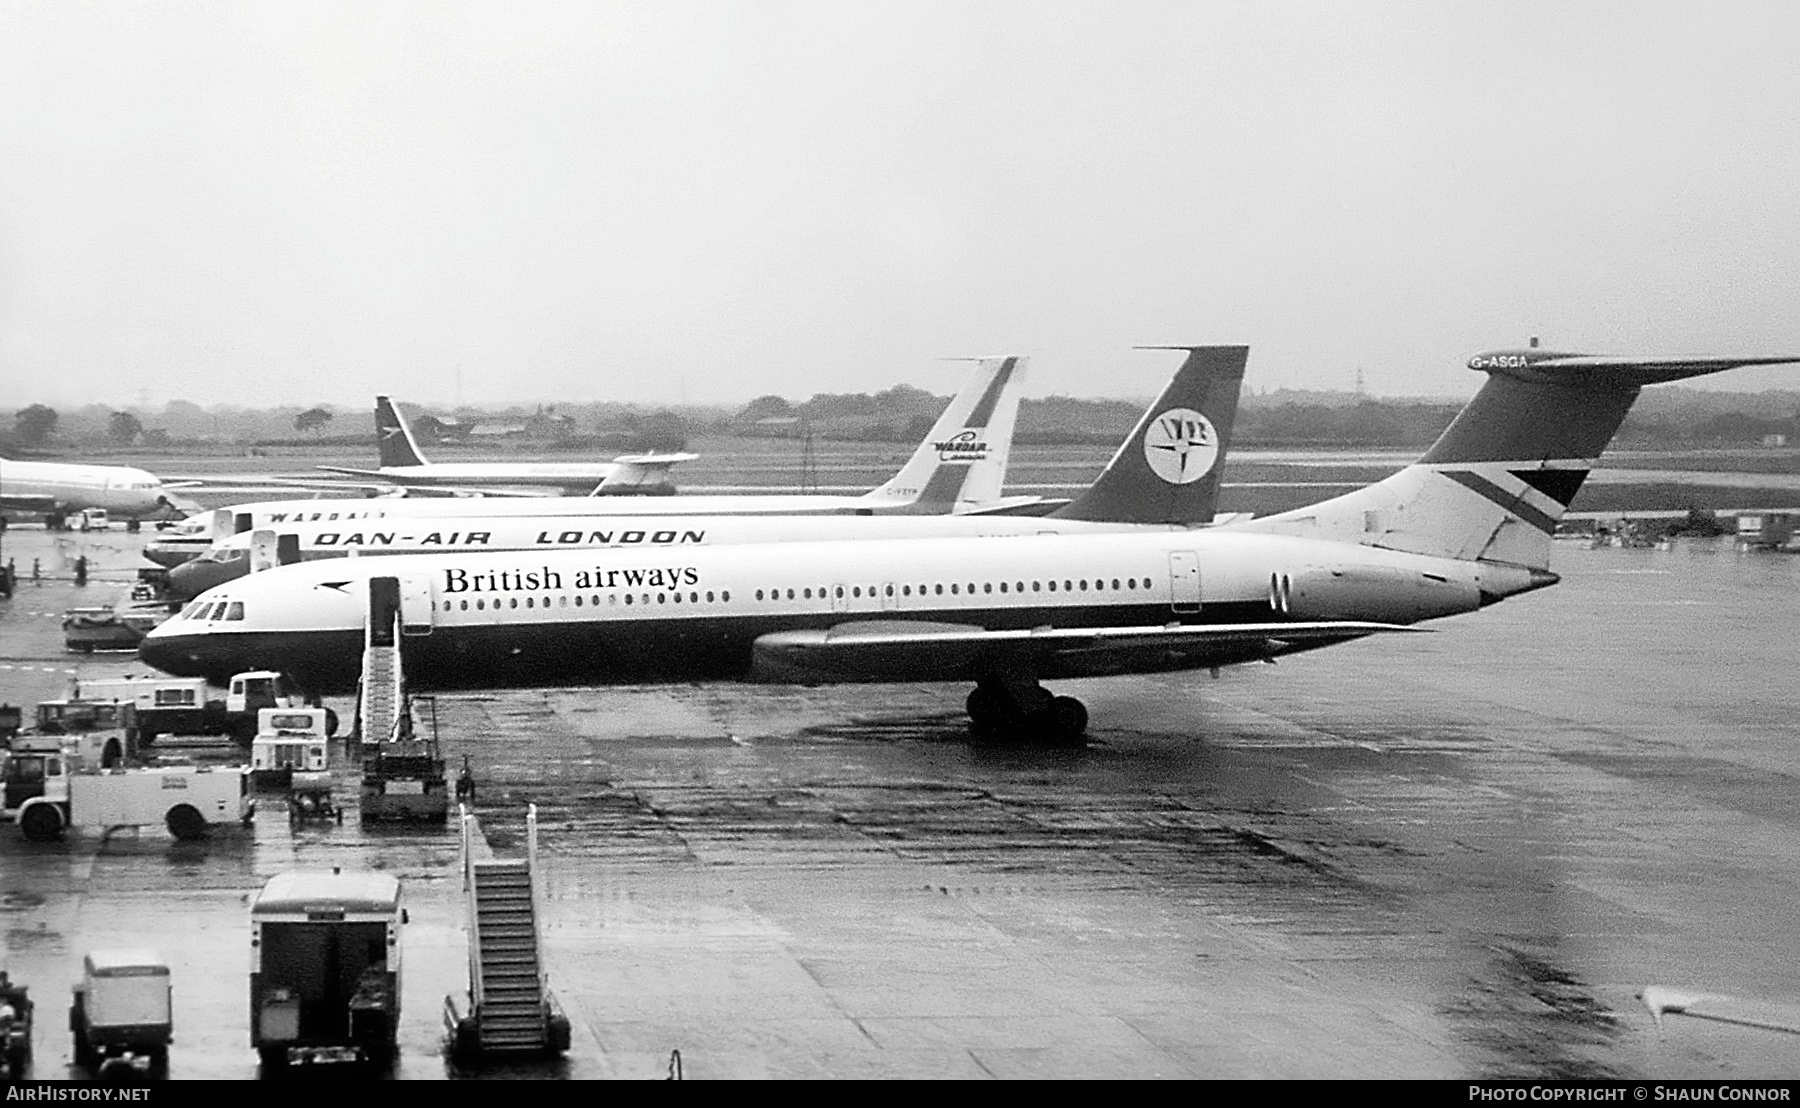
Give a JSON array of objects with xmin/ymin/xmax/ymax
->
[
  {"xmin": 4, "ymin": 732, "xmax": 122, "ymax": 818},
  {"xmin": 249, "ymin": 707, "xmax": 331, "ymax": 788},
  {"xmin": 76, "ymin": 670, "xmax": 326, "ymax": 745},
  {"xmin": 12, "ymin": 761, "xmax": 250, "ymax": 841},
  {"xmin": 62, "ymin": 607, "xmax": 149, "ymax": 653},
  {"xmin": 251, "ymin": 871, "xmax": 402, "ymax": 1069},
  {"xmin": 70, "ymin": 949, "xmax": 171, "ymax": 1076},
  {"xmin": 0, "ymin": 972, "xmax": 31, "ymax": 1079}
]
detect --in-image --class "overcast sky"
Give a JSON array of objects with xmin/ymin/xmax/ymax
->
[{"xmin": 3, "ymin": 1, "xmax": 1799, "ymax": 409}]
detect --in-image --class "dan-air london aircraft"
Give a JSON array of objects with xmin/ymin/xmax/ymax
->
[
  {"xmin": 142, "ymin": 355, "xmax": 1040, "ymax": 568},
  {"xmin": 0, "ymin": 458, "xmax": 179, "ymax": 526},
  {"xmin": 315, "ymin": 395, "xmax": 699, "ymax": 496},
  {"xmin": 165, "ymin": 346, "xmax": 1249, "ymax": 600},
  {"xmin": 140, "ymin": 345, "xmax": 1800, "ymax": 742}
]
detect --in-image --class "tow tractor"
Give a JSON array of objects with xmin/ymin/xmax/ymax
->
[
  {"xmin": 1, "ymin": 972, "xmax": 31, "ymax": 1080},
  {"xmin": 249, "ymin": 708, "xmax": 331, "ymax": 789}
]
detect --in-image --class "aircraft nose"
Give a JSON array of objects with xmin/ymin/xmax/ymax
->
[
  {"xmin": 167, "ymin": 560, "xmax": 239, "ymax": 603},
  {"xmin": 137, "ymin": 632, "xmax": 205, "ymax": 679}
]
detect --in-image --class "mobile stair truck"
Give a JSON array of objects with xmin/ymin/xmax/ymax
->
[
  {"xmin": 250, "ymin": 871, "xmax": 403, "ymax": 1071},
  {"xmin": 70, "ymin": 949, "xmax": 172, "ymax": 1078},
  {"xmin": 355, "ymin": 576, "xmax": 449, "ymax": 824},
  {"xmin": 445, "ymin": 804, "xmax": 570, "ymax": 1061}
]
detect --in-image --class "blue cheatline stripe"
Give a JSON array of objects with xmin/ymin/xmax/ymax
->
[
  {"xmin": 1439, "ymin": 470, "xmax": 1559, "ymax": 534},
  {"xmin": 961, "ymin": 357, "xmax": 1016, "ymax": 427}
]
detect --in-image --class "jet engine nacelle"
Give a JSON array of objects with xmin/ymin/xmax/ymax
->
[{"xmin": 1281, "ymin": 562, "xmax": 1481, "ymax": 624}]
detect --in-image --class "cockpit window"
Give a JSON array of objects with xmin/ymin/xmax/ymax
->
[
  {"xmin": 180, "ymin": 600, "xmax": 207, "ymax": 619},
  {"xmin": 225, "ymin": 601, "xmax": 245, "ymax": 621}
]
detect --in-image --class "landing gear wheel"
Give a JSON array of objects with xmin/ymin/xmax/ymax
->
[
  {"xmin": 966, "ymin": 686, "xmax": 1009, "ymax": 735},
  {"xmin": 165, "ymin": 803, "xmax": 207, "ymax": 840},
  {"xmin": 1047, "ymin": 696, "xmax": 1089, "ymax": 743},
  {"xmin": 21, "ymin": 804, "xmax": 64, "ymax": 841}
]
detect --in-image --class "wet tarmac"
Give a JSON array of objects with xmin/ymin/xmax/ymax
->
[{"xmin": 3, "ymin": 523, "xmax": 1800, "ymax": 1079}]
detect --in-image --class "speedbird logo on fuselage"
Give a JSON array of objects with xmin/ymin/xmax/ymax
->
[
  {"xmin": 1142, "ymin": 408, "xmax": 1218, "ymax": 485},
  {"xmin": 443, "ymin": 564, "xmax": 700, "ymax": 594},
  {"xmin": 933, "ymin": 429, "xmax": 989, "ymax": 464}
]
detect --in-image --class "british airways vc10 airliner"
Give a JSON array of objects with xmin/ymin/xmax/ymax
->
[{"xmin": 140, "ymin": 345, "xmax": 1800, "ymax": 742}]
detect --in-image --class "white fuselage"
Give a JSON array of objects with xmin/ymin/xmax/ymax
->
[
  {"xmin": 140, "ymin": 487, "xmax": 1045, "ymax": 568},
  {"xmin": 0, "ymin": 459, "xmax": 171, "ymax": 518},
  {"xmin": 165, "ymin": 511, "xmax": 1206, "ymax": 599},
  {"xmin": 325, "ymin": 461, "xmax": 627, "ymax": 496},
  {"xmin": 140, "ymin": 529, "xmax": 1537, "ymax": 693}
]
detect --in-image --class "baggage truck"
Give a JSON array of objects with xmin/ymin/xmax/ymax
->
[
  {"xmin": 251, "ymin": 871, "xmax": 403, "ymax": 1069},
  {"xmin": 75, "ymin": 670, "xmax": 328, "ymax": 746},
  {"xmin": 70, "ymin": 949, "xmax": 171, "ymax": 1076}
]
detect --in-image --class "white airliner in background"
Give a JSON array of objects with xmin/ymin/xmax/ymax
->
[
  {"xmin": 1640, "ymin": 986, "xmax": 1800, "ymax": 1037},
  {"xmin": 315, "ymin": 395, "xmax": 698, "ymax": 496},
  {"xmin": 141, "ymin": 355, "xmax": 1044, "ymax": 567},
  {"xmin": 164, "ymin": 346, "xmax": 1250, "ymax": 600},
  {"xmin": 0, "ymin": 458, "xmax": 179, "ymax": 526},
  {"xmin": 141, "ymin": 345, "xmax": 1800, "ymax": 741}
]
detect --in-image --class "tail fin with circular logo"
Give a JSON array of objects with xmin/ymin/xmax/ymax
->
[{"xmin": 1051, "ymin": 346, "xmax": 1250, "ymax": 524}]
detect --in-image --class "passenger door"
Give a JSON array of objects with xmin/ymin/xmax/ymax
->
[
  {"xmin": 1168, "ymin": 551, "xmax": 1201, "ymax": 614},
  {"xmin": 399, "ymin": 574, "xmax": 434, "ymax": 637}
]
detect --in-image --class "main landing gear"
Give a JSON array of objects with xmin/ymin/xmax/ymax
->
[{"xmin": 965, "ymin": 676, "xmax": 1089, "ymax": 745}]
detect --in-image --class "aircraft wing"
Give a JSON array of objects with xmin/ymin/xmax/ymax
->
[
  {"xmin": 1641, "ymin": 986, "xmax": 1800, "ymax": 1036},
  {"xmin": 316, "ymin": 465, "xmax": 403, "ymax": 483},
  {"xmin": 750, "ymin": 618, "xmax": 1424, "ymax": 683}
]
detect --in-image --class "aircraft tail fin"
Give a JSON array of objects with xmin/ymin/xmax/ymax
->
[
  {"xmin": 860, "ymin": 355, "xmax": 1026, "ymax": 513},
  {"xmin": 375, "ymin": 396, "xmax": 430, "ymax": 468},
  {"xmin": 1052, "ymin": 346, "xmax": 1249, "ymax": 524},
  {"xmin": 1237, "ymin": 347, "xmax": 1800, "ymax": 572}
]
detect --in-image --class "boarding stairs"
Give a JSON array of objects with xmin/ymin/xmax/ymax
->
[
  {"xmin": 471, "ymin": 859, "xmax": 548, "ymax": 1051},
  {"xmin": 355, "ymin": 615, "xmax": 405, "ymax": 744},
  {"xmin": 447, "ymin": 805, "xmax": 569, "ymax": 1060}
]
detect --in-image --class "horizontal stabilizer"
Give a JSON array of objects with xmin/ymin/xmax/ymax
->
[
  {"xmin": 1469, "ymin": 348, "xmax": 1800, "ymax": 388},
  {"xmin": 610, "ymin": 453, "xmax": 700, "ymax": 468}
]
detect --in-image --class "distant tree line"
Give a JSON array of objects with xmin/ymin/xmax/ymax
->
[{"xmin": 5, "ymin": 387, "xmax": 1800, "ymax": 454}]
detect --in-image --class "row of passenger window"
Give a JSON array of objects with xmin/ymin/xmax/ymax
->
[
  {"xmin": 753, "ymin": 576, "xmax": 1154, "ymax": 602},
  {"xmin": 441, "ymin": 590, "xmax": 733, "ymax": 613},
  {"xmin": 434, "ymin": 575, "xmax": 1159, "ymax": 615}
]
